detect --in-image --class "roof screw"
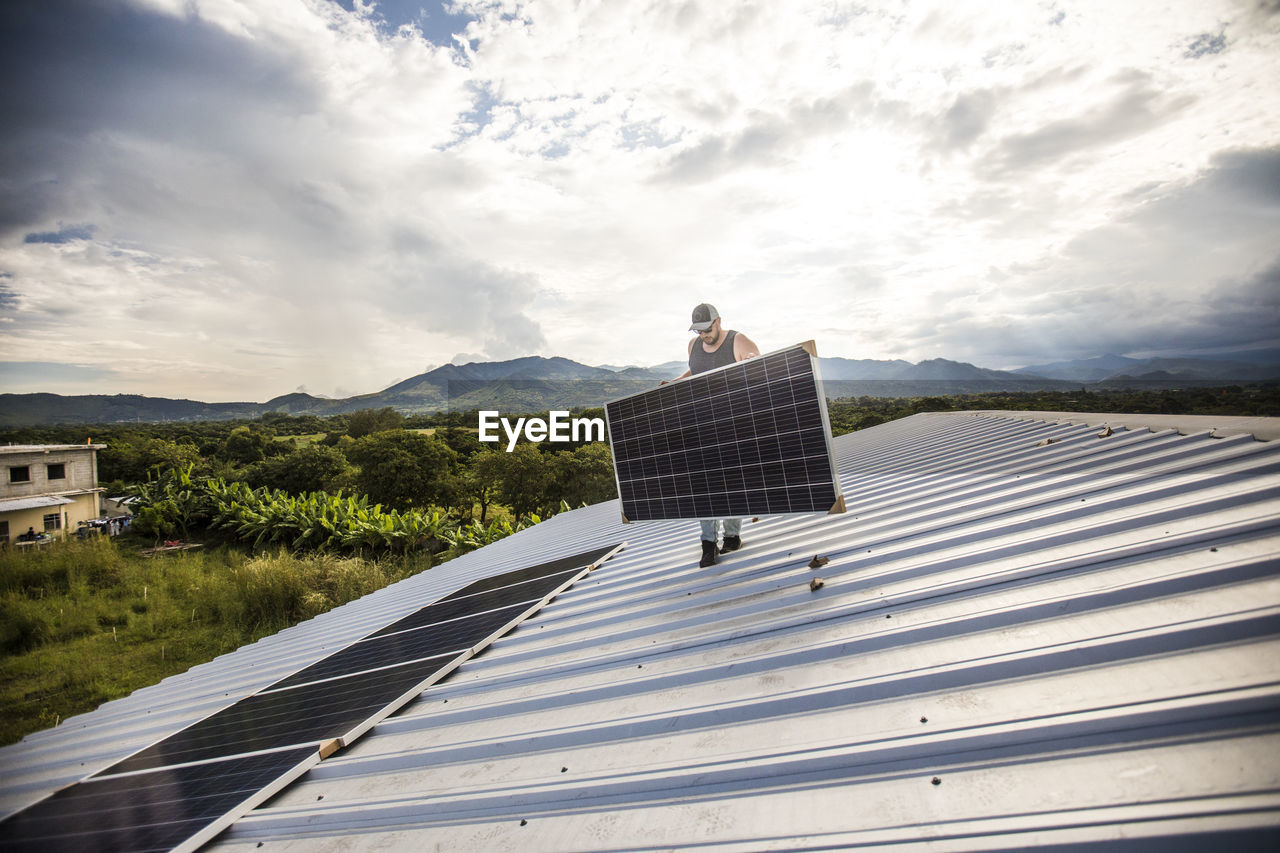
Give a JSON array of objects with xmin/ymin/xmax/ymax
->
[
  {"xmin": 931, "ymin": 777, "xmax": 942, "ymax": 786},
  {"xmin": 561, "ymin": 766, "xmax": 568, "ymax": 773},
  {"xmin": 520, "ymin": 819, "xmax": 528, "ymax": 826},
  {"xmin": 920, "ymin": 716, "xmax": 928, "ymax": 723}
]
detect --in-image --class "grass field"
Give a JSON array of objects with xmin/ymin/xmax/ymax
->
[
  {"xmin": 273, "ymin": 428, "xmax": 438, "ymax": 446},
  {"xmin": 0, "ymin": 537, "xmax": 432, "ymax": 746},
  {"xmin": 273, "ymin": 432, "xmax": 326, "ymax": 445}
]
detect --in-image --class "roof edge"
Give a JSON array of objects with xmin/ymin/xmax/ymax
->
[
  {"xmin": 0, "ymin": 444, "xmax": 108, "ymax": 454},
  {"xmin": 925, "ymin": 410, "xmax": 1280, "ymax": 441}
]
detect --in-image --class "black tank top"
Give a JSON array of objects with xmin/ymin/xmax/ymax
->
[{"xmin": 689, "ymin": 330, "xmax": 738, "ymax": 375}]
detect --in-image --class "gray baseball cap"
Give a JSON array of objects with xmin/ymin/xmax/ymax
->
[{"xmin": 689, "ymin": 303, "xmax": 720, "ymax": 331}]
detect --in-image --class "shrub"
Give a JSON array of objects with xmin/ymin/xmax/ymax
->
[
  {"xmin": 0, "ymin": 546, "xmax": 66, "ymax": 596},
  {"xmin": 96, "ymin": 611, "xmax": 129, "ymax": 628},
  {"xmin": 52, "ymin": 608, "xmax": 98, "ymax": 641},
  {"xmin": 131, "ymin": 505, "xmax": 176, "ymax": 541},
  {"xmin": 0, "ymin": 598, "xmax": 50, "ymax": 653},
  {"xmin": 79, "ymin": 539, "xmax": 127, "ymax": 590},
  {"xmin": 0, "ymin": 538, "xmax": 124, "ymax": 595},
  {"xmin": 228, "ymin": 550, "xmax": 396, "ymax": 630}
]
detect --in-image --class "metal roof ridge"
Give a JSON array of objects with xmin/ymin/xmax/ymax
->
[{"xmin": 928, "ymin": 410, "xmax": 1280, "ymax": 441}]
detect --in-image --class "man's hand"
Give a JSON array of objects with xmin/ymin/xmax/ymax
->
[{"xmin": 664, "ymin": 369, "xmax": 692, "ymax": 385}]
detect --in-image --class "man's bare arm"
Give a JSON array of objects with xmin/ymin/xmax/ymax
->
[{"xmin": 734, "ymin": 332, "xmax": 761, "ymax": 361}]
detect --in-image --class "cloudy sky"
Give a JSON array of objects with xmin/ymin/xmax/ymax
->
[{"xmin": 1, "ymin": 0, "xmax": 1277, "ymax": 401}]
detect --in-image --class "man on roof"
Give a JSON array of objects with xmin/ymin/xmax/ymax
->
[{"xmin": 668, "ymin": 303, "xmax": 760, "ymax": 568}]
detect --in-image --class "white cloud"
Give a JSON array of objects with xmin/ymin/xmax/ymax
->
[{"xmin": 0, "ymin": 0, "xmax": 1277, "ymax": 400}]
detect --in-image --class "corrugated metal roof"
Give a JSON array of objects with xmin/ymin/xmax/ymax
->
[
  {"xmin": 0, "ymin": 495, "xmax": 76, "ymax": 512},
  {"xmin": 2, "ymin": 411, "xmax": 1278, "ymax": 850}
]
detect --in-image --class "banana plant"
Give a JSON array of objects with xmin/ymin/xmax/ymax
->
[{"xmin": 131, "ymin": 471, "xmax": 540, "ymax": 559}]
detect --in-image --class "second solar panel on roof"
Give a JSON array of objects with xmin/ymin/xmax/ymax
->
[
  {"xmin": 606, "ymin": 342, "xmax": 844, "ymax": 521},
  {"xmin": 0, "ymin": 748, "xmax": 319, "ymax": 853},
  {"xmin": 102, "ymin": 543, "xmax": 623, "ymax": 776},
  {"xmin": 0, "ymin": 543, "xmax": 624, "ymax": 853}
]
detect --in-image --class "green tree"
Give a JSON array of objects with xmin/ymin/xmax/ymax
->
[
  {"xmin": 131, "ymin": 466, "xmax": 212, "ymax": 540},
  {"xmin": 346, "ymin": 431, "xmax": 457, "ymax": 510},
  {"xmin": 463, "ymin": 450, "xmax": 505, "ymax": 522},
  {"xmin": 548, "ymin": 443, "xmax": 616, "ymax": 508},
  {"xmin": 488, "ymin": 443, "xmax": 553, "ymax": 518},
  {"xmin": 436, "ymin": 426, "xmax": 484, "ymax": 459},
  {"xmin": 99, "ymin": 436, "xmax": 202, "ymax": 484},
  {"xmin": 346, "ymin": 407, "xmax": 405, "ymax": 439},
  {"xmin": 257, "ymin": 412, "xmax": 331, "ymax": 435},
  {"xmin": 222, "ymin": 425, "xmax": 277, "ymax": 464},
  {"xmin": 247, "ymin": 444, "xmax": 351, "ymax": 495}
]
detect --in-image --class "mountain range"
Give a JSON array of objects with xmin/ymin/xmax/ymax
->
[{"xmin": 1, "ymin": 351, "xmax": 1276, "ymax": 426}]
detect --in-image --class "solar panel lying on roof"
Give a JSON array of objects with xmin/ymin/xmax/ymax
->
[
  {"xmin": 0, "ymin": 747, "xmax": 319, "ymax": 853},
  {"xmin": 606, "ymin": 341, "xmax": 844, "ymax": 522},
  {"xmin": 0, "ymin": 543, "xmax": 624, "ymax": 852}
]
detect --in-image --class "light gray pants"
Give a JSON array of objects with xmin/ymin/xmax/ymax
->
[{"xmin": 700, "ymin": 518, "xmax": 742, "ymax": 543}]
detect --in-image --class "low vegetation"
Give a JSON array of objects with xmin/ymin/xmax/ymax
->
[{"xmin": 0, "ymin": 538, "xmax": 424, "ymax": 745}]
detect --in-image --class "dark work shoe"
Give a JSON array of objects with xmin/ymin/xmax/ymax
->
[
  {"xmin": 720, "ymin": 535, "xmax": 742, "ymax": 554},
  {"xmin": 699, "ymin": 540, "xmax": 718, "ymax": 567}
]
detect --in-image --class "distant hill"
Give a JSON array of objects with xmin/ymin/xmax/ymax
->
[
  {"xmin": 1177, "ymin": 348, "xmax": 1280, "ymax": 365},
  {"xmin": 1012, "ymin": 354, "xmax": 1144, "ymax": 382},
  {"xmin": 1121, "ymin": 358, "xmax": 1280, "ymax": 382},
  {"xmin": 817, "ymin": 357, "xmax": 916, "ymax": 380},
  {"xmin": 0, "ymin": 393, "xmax": 266, "ymax": 425},
  {"xmin": 371, "ymin": 357, "xmax": 671, "ymax": 415},
  {"xmin": 1015, "ymin": 354, "xmax": 1280, "ymax": 384},
  {"xmin": 818, "ymin": 356, "xmax": 1078, "ymax": 397},
  {"xmin": 3, "ymin": 350, "xmax": 1275, "ymax": 425}
]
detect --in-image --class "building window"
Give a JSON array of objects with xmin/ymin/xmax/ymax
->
[
  {"xmin": 47, "ymin": 463, "xmax": 66, "ymax": 480},
  {"xmin": 43, "ymin": 513, "xmax": 62, "ymax": 532},
  {"xmin": 9, "ymin": 466, "xmax": 30, "ymax": 483}
]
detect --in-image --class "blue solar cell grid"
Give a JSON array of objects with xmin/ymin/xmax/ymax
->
[
  {"xmin": 605, "ymin": 344, "xmax": 842, "ymax": 521},
  {"xmin": 0, "ymin": 747, "xmax": 317, "ymax": 853}
]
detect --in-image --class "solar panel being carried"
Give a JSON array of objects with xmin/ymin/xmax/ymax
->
[
  {"xmin": 0, "ymin": 543, "xmax": 624, "ymax": 853},
  {"xmin": 606, "ymin": 341, "xmax": 844, "ymax": 522}
]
